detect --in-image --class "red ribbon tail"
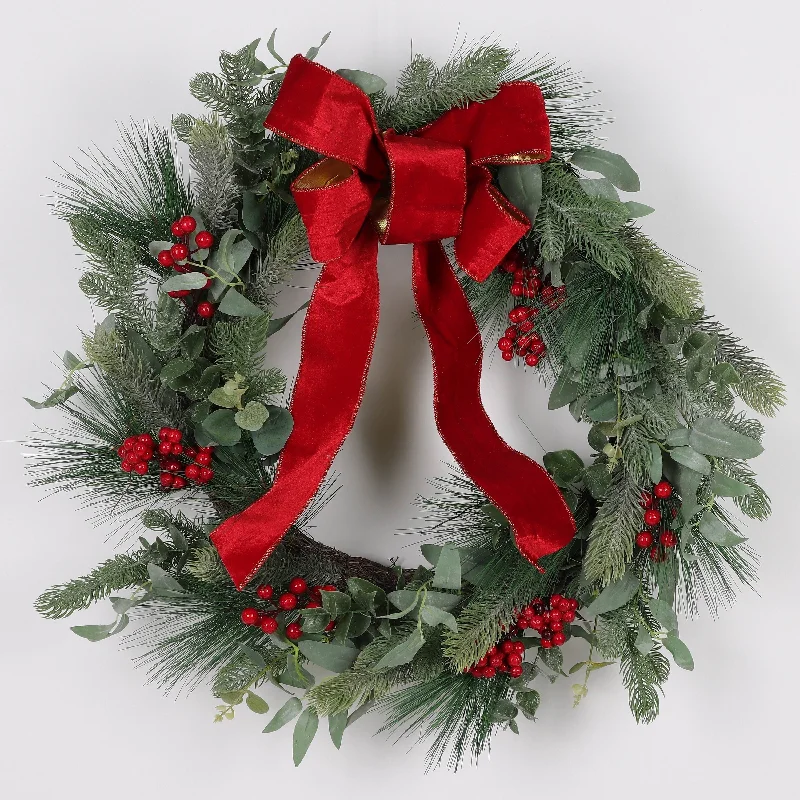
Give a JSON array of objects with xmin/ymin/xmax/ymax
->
[
  {"xmin": 412, "ymin": 241, "xmax": 576, "ymax": 565},
  {"xmin": 210, "ymin": 227, "xmax": 381, "ymax": 589}
]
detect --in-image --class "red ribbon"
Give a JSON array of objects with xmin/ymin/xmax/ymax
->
[{"xmin": 211, "ymin": 56, "xmax": 576, "ymax": 589}]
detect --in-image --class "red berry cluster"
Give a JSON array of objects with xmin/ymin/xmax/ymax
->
[
  {"xmin": 636, "ymin": 480, "xmax": 680, "ymax": 561},
  {"xmin": 118, "ymin": 433, "xmax": 157, "ymax": 475},
  {"xmin": 156, "ymin": 215, "xmax": 216, "ymax": 318},
  {"xmin": 240, "ymin": 579, "xmax": 338, "ymax": 641},
  {"xmin": 155, "ymin": 427, "xmax": 214, "ymax": 490},
  {"xmin": 499, "ymin": 305, "xmax": 546, "ymax": 366},
  {"xmin": 515, "ymin": 593, "xmax": 578, "ymax": 648},
  {"xmin": 466, "ymin": 638, "xmax": 526, "ymax": 679}
]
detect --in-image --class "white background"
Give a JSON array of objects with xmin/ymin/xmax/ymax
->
[{"xmin": 1, "ymin": 0, "xmax": 798, "ymax": 796}]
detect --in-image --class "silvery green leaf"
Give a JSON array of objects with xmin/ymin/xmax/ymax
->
[
  {"xmin": 336, "ymin": 68, "xmax": 387, "ymax": 94},
  {"xmin": 647, "ymin": 597, "xmax": 678, "ymax": 632},
  {"xmin": 710, "ymin": 472, "xmax": 754, "ymax": 498},
  {"xmin": 697, "ymin": 511, "xmax": 747, "ymax": 546},
  {"xmin": 497, "ymin": 164, "xmax": 542, "ymax": 225},
  {"xmin": 245, "ymin": 692, "xmax": 270, "ymax": 714},
  {"xmin": 648, "ymin": 442, "xmax": 663, "ymax": 484},
  {"xmin": 293, "ymin": 707, "xmax": 319, "ymax": 766},
  {"xmin": 234, "ymin": 400, "xmax": 269, "ymax": 431},
  {"xmin": 241, "ymin": 191, "xmax": 265, "ymax": 232},
  {"xmin": 320, "ymin": 589, "xmax": 351, "ymax": 619},
  {"xmin": 664, "ymin": 633, "xmax": 694, "ymax": 670},
  {"xmin": 668, "ymin": 446, "xmax": 711, "ymax": 475},
  {"xmin": 585, "ymin": 393, "xmax": 617, "ymax": 422},
  {"xmin": 147, "ymin": 563, "xmax": 185, "ymax": 595},
  {"xmin": 263, "ymin": 697, "xmax": 302, "ymax": 733},
  {"xmin": 148, "ymin": 240, "xmax": 173, "ymax": 259},
  {"xmin": 583, "ymin": 570, "xmax": 640, "ymax": 617},
  {"xmin": 160, "ymin": 272, "xmax": 208, "ymax": 293},
  {"xmin": 71, "ymin": 614, "xmax": 129, "ymax": 642},
  {"xmin": 25, "ymin": 384, "xmax": 79, "ymax": 409},
  {"xmin": 624, "ymin": 201, "xmax": 654, "ymax": 218},
  {"xmin": 571, "ymin": 146, "xmax": 640, "ymax": 191},
  {"xmin": 266, "ymin": 28, "xmax": 286, "ymax": 65},
  {"xmin": 160, "ymin": 357, "xmax": 194, "ymax": 384},
  {"xmin": 665, "ymin": 427, "xmax": 690, "ymax": 447},
  {"xmin": 305, "ymin": 31, "xmax": 330, "ymax": 61},
  {"xmin": 373, "ymin": 628, "xmax": 425, "ymax": 670},
  {"xmin": 250, "ymin": 405, "xmax": 293, "ymax": 455},
  {"xmin": 298, "ymin": 640, "xmax": 359, "ymax": 673},
  {"xmin": 299, "ymin": 608, "xmax": 332, "ymax": 634},
  {"xmin": 218, "ymin": 289, "xmax": 264, "ymax": 317},
  {"xmin": 383, "ymin": 590, "xmax": 420, "ymax": 619},
  {"xmin": 239, "ymin": 643, "xmax": 267, "ymax": 670},
  {"xmin": 432, "ymin": 544, "xmax": 461, "ymax": 590},
  {"xmin": 635, "ymin": 624, "xmax": 654, "ymax": 654},
  {"xmin": 689, "ymin": 417, "xmax": 764, "ymax": 459},
  {"xmin": 548, "ymin": 370, "xmax": 581, "ymax": 410},
  {"xmin": 420, "ymin": 605, "xmax": 458, "ymax": 632},
  {"xmin": 579, "ymin": 177, "xmax": 620, "ymax": 200},
  {"xmin": 328, "ymin": 711, "xmax": 347, "ymax": 749},
  {"xmin": 710, "ymin": 362, "xmax": 741, "ymax": 385}
]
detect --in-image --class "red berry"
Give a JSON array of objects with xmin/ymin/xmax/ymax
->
[
  {"xmin": 195, "ymin": 451, "xmax": 212, "ymax": 466},
  {"xmin": 304, "ymin": 600, "xmax": 322, "ymax": 609},
  {"xmin": 167, "ymin": 429, "xmax": 182, "ymax": 443},
  {"xmin": 133, "ymin": 442, "xmax": 150, "ymax": 458},
  {"xmin": 504, "ymin": 326, "xmax": 518, "ymax": 339},
  {"xmin": 513, "ymin": 641, "xmax": 525, "ymax": 653},
  {"xmin": 660, "ymin": 531, "xmax": 678, "ymax": 547},
  {"xmin": 649, "ymin": 546, "xmax": 663, "ymax": 562},
  {"xmin": 562, "ymin": 610, "xmax": 576, "ymax": 623},
  {"xmin": 506, "ymin": 653, "xmax": 523, "ymax": 667},
  {"xmin": 168, "ymin": 289, "xmax": 191, "ymax": 298},
  {"xmin": 240, "ymin": 607, "xmax": 259, "ymax": 625},
  {"xmin": 159, "ymin": 472, "xmax": 174, "ymax": 488},
  {"xmin": 285, "ymin": 622, "xmax": 303, "ymax": 640},
  {"xmin": 256, "ymin": 584, "xmax": 273, "ymax": 600},
  {"xmin": 121, "ymin": 461, "xmax": 134, "ymax": 472},
  {"xmin": 184, "ymin": 446, "xmax": 197, "ymax": 459},
  {"xmin": 476, "ymin": 656, "xmax": 489, "ymax": 668},
  {"xmin": 654, "ymin": 480, "xmax": 673, "ymax": 499},
  {"xmin": 501, "ymin": 351, "xmax": 514, "ymax": 361},
  {"xmin": 524, "ymin": 353, "xmax": 540, "ymax": 367},
  {"xmin": 549, "ymin": 609, "xmax": 562, "ymax": 623},
  {"xmin": 519, "ymin": 319, "xmax": 534, "ymax": 333},
  {"xmin": 508, "ymin": 306, "xmax": 526, "ymax": 323},
  {"xmin": 158, "ymin": 427, "xmax": 170, "ymax": 440},
  {"xmin": 489, "ymin": 653, "xmax": 504, "ymax": 667},
  {"xmin": 501, "ymin": 640, "xmax": 516, "ymax": 654},
  {"xmin": 170, "ymin": 442, "xmax": 183, "ymax": 455},
  {"xmin": 123, "ymin": 436, "xmax": 137, "ymax": 451},
  {"xmin": 497, "ymin": 337, "xmax": 514, "ymax": 352},
  {"xmin": 550, "ymin": 620, "xmax": 563, "ymax": 632},
  {"xmin": 640, "ymin": 491, "xmax": 654, "ymax": 508},
  {"xmin": 568, "ymin": 598, "xmax": 579, "ymax": 611},
  {"xmin": 278, "ymin": 593, "xmax": 298, "ymax": 611},
  {"xmin": 170, "ymin": 243, "xmax": 189, "ymax": 262},
  {"xmin": 184, "ymin": 463, "xmax": 201, "ymax": 481},
  {"xmin": 196, "ymin": 301, "xmax": 215, "ymax": 319},
  {"xmin": 289, "ymin": 577, "xmax": 308, "ymax": 595},
  {"xmin": 163, "ymin": 459, "xmax": 181, "ymax": 473},
  {"xmin": 552, "ymin": 631, "xmax": 566, "ymax": 646},
  {"xmin": 509, "ymin": 665, "xmax": 524, "ymax": 678},
  {"xmin": 321, "ymin": 584, "xmax": 337, "ymax": 592},
  {"xmin": 644, "ymin": 509, "xmax": 662, "ymax": 527},
  {"xmin": 541, "ymin": 639, "xmax": 553, "ymax": 649},
  {"xmin": 195, "ymin": 230, "xmax": 214, "ymax": 249},
  {"xmin": 158, "ymin": 441, "xmax": 172, "ymax": 455},
  {"xmin": 157, "ymin": 250, "xmax": 174, "ymax": 267},
  {"xmin": 483, "ymin": 666, "xmax": 496, "ymax": 678},
  {"xmin": 324, "ymin": 620, "xmax": 336, "ymax": 632},
  {"xmin": 137, "ymin": 433, "xmax": 154, "ymax": 446},
  {"xmin": 179, "ymin": 215, "xmax": 197, "ymax": 234},
  {"xmin": 172, "ymin": 475, "xmax": 186, "ymax": 490},
  {"xmin": 259, "ymin": 616, "xmax": 278, "ymax": 634},
  {"xmin": 510, "ymin": 283, "xmax": 524, "ymax": 297},
  {"xmin": 636, "ymin": 530, "xmax": 654, "ymax": 548},
  {"xmin": 171, "ymin": 220, "xmax": 185, "ymax": 237},
  {"xmin": 133, "ymin": 461, "xmax": 148, "ymax": 475},
  {"xmin": 517, "ymin": 618, "xmax": 529, "ymax": 629},
  {"xmin": 198, "ymin": 466, "xmax": 214, "ymax": 483},
  {"xmin": 530, "ymin": 615, "xmax": 544, "ymax": 630}
]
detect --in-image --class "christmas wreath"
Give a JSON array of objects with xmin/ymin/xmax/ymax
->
[{"xmin": 29, "ymin": 33, "xmax": 785, "ymax": 770}]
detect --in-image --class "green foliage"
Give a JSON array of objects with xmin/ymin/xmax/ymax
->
[{"xmin": 35, "ymin": 553, "xmax": 148, "ymax": 619}]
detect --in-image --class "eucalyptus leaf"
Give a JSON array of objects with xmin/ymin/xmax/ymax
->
[
  {"xmin": 160, "ymin": 358, "xmax": 194, "ymax": 384},
  {"xmin": 579, "ymin": 176, "xmax": 620, "ymax": 200},
  {"xmin": 624, "ymin": 201, "xmax": 654, "ymax": 218},
  {"xmin": 668, "ymin": 446, "xmax": 711, "ymax": 475},
  {"xmin": 245, "ymin": 692, "xmax": 270, "ymax": 714},
  {"xmin": 373, "ymin": 628, "xmax": 425, "ymax": 671},
  {"xmin": 648, "ymin": 442, "xmax": 663, "ymax": 484},
  {"xmin": 711, "ymin": 362, "xmax": 741, "ymax": 385},
  {"xmin": 697, "ymin": 511, "xmax": 747, "ymax": 546},
  {"xmin": 583, "ymin": 569, "xmax": 640, "ymax": 618},
  {"xmin": 25, "ymin": 384, "xmax": 79, "ymax": 409},
  {"xmin": 241, "ymin": 190, "xmax": 265, "ymax": 232},
  {"xmin": 336, "ymin": 68, "xmax": 387, "ymax": 94},
  {"xmin": 665, "ymin": 427, "xmax": 690, "ymax": 447},
  {"xmin": 571, "ymin": 146, "xmax": 640, "ymax": 191},
  {"xmin": 583, "ymin": 463, "xmax": 613, "ymax": 500},
  {"xmin": 516, "ymin": 690, "xmax": 540, "ymax": 719},
  {"xmin": 250, "ymin": 405, "xmax": 293, "ymax": 455},
  {"xmin": 299, "ymin": 607, "xmax": 333, "ymax": 634},
  {"xmin": 689, "ymin": 417, "xmax": 764, "ymax": 459},
  {"xmin": 586, "ymin": 393, "xmax": 617, "ymax": 422},
  {"xmin": 234, "ymin": 400, "xmax": 269, "ymax": 431},
  {"xmin": 267, "ymin": 301, "xmax": 309, "ymax": 337},
  {"xmin": 710, "ymin": 472, "xmax": 754, "ymax": 498},
  {"xmin": 328, "ymin": 711, "xmax": 347, "ymax": 749},
  {"xmin": 383, "ymin": 590, "xmax": 421, "ymax": 619},
  {"xmin": 543, "ymin": 449, "xmax": 584, "ymax": 486},
  {"xmin": 420, "ymin": 605, "xmax": 458, "ymax": 632},
  {"xmin": 320, "ymin": 590, "xmax": 351, "ymax": 619},
  {"xmin": 218, "ymin": 288, "xmax": 264, "ymax": 318},
  {"xmin": 160, "ymin": 272, "xmax": 208, "ymax": 293},
  {"xmin": 432, "ymin": 544, "xmax": 461, "ymax": 590},
  {"xmin": 634, "ymin": 624, "xmax": 654, "ymax": 654},
  {"xmin": 147, "ymin": 563, "xmax": 185, "ymax": 595},
  {"xmin": 647, "ymin": 597, "xmax": 678, "ymax": 632},
  {"xmin": 71, "ymin": 615, "xmax": 129, "ymax": 642},
  {"xmin": 497, "ymin": 164, "xmax": 542, "ymax": 225},
  {"xmin": 664, "ymin": 633, "xmax": 694, "ymax": 670},
  {"xmin": 305, "ymin": 31, "xmax": 330, "ymax": 61},
  {"xmin": 292, "ymin": 708, "xmax": 319, "ymax": 765},
  {"xmin": 202, "ymin": 408, "xmax": 242, "ymax": 446},
  {"xmin": 298, "ymin": 640, "xmax": 358, "ymax": 673},
  {"xmin": 548, "ymin": 370, "xmax": 581, "ymax": 410}
]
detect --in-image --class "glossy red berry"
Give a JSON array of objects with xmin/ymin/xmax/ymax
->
[
  {"xmin": 170, "ymin": 442, "xmax": 183, "ymax": 455},
  {"xmin": 501, "ymin": 640, "xmax": 516, "ymax": 654},
  {"xmin": 636, "ymin": 530, "xmax": 654, "ymax": 548},
  {"xmin": 501, "ymin": 351, "xmax": 513, "ymax": 361},
  {"xmin": 198, "ymin": 466, "xmax": 214, "ymax": 483},
  {"xmin": 506, "ymin": 653, "xmax": 523, "ymax": 667},
  {"xmin": 195, "ymin": 451, "xmax": 212, "ymax": 466},
  {"xmin": 525, "ymin": 353, "xmax": 540, "ymax": 367},
  {"xmin": 654, "ymin": 480, "xmax": 673, "ymax": 499},
  {"xmin": 530, "ymin": 615, "xmax": 544, "ymax": 630},
  {"xmin": 256, "ymin": 584, "xmax": 273, "ymax": 600},
  {"xmin": 660, "ymin": 530, "xmax": 678, "ymax": 547},
  {"xmin": 158, "ymin": 441, "xmax": 172, "ymax": 455},
  {"xmin": 541, "ymin": 639, "xmax": 553, "ymax": 649},
  {"xmin": 195, "ymin": 230, "xmax": 214, "ymax": 249},
  {"xmin": 196, "ymin": 301, "xmax": 215, "ymax": 319},
  {"xmin": 562, "ymin": 610, "xmax": 576, "ymax": 623},
  {"xmin": 552, "ymin": 631, "xmax": 567, "ymax": 646},
  {"xmin": 133, "ymin": 461, "xmax": 148, "ymax": 476},
  {"xmin": 304, "ymin": 600, "xmax": 322, "ymax": 609},
  {"xmin": 168, "ymin": 289, "xmax": 191, "ymax": 298},
  {"xmin": 498, "ymin": 337, "xmax": 514, "ymax": 352},
  {"xmin": 240, "ymin": 607, "xmax": 260, "ymax": 625},
  {"xmin": 121, "ymin": 460, "xmax": 134, "ymax": 473},
  {"xmin": 513, "ymin": 641, "xmax": 525, "ymax": 653},
  {"xmin": 158, "ymin": 427, "xmax": 170, "ymax": 440},
  {"xmin": 644, "ymin": 509, "xmax": 662, "ymax": 527},
  {"xmin": 172, "ymin": 475, "xmax": 186, "ymax": 490},
  {"xmin": 170, "ymin": 243, "xmax": 189, "ymax": 262},
  {"xmin": 163, "ymin": 459, "xmax": 181, "ymax": 473},
  {"xmin": 483, "ymin": 666, "xmax": 497, "ymax": 678},
  {"xmin": 159, "ymin": 472, "xmax": 174, "ymax": 487},
  {"xmin": 289, "ymin": 577, "xmax": 308, "ymax": 595},
  {"xmin": 278, "ymin": 593, "xmax": 298, "ymax": 611},
  {"xmin": 510, "ymin": 283, "xmax": 523, "ymax": 297},
  {"xmin": 259, "ymin": 616, "xmax": 278, "ymax": 634},
  {"xmin": 157, "ymin": 250, "xmax": 174, "ymax": 267},
  {"xmin": 184, "ymin": 463, "xmax": 201, "ymax": 481},
  {"xmin": 321, "ymin": 584, "xmax": 337, "ymax": 593},
  {"xmin": 489, "ymin": 653, "xmax": 504, "ymax": 667},
  {"xmin": 178, "ymin": 215, "xmax": 196, "ymax": 234},
  {"xmin": 509, "ymin": 665, "xmax": 524, "ymax": 678},
  {"xmin": 171, "ymin": 220, "xmax": 185, "ymax": 237},
  {"xmin": 285, "ymin": 622, "xmax": 303, "ymax": 640},
  {"xmin": 167, "ymin": 429, "xmax": 182, "ymax": 443},
  {"xmin": 123, "ymin": 436, "xmax": 137, "ymax": 451},
  {"xmin": 649, "ymin": 545, "xmax": 663, "ymax": 561}
]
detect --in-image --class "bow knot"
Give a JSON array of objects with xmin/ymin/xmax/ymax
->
[{"xmin": 210, "ymin": 55, "xmax": 576, "ymax": 590}]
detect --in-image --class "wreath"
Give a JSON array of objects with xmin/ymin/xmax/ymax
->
[{"xmin": 29, "ymin": 33, "xmax": 784, "ymax": 771}]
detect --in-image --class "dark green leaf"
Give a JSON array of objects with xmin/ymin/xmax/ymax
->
[
  {"xmin": 160, "ymin": 272, "xmax": 208, "ymax": 293},
  {"xmin": 373, "ymin": 628, "xmax": 425, "ymax": 670},
  {"xmin": 336, "ymin": 68, "xmax": 387, "ymax": 94},
  {"xmin": 218, "ymin": 289, "xmax": 264, "ymax": 318},
  {"xmin": 299, "ymin": 608, "xmax": 332, "ymax": 634},
  {"xmin": 497, "ymin": 164, "xmax": 542, "ymax": 225},
  {"xmin": 571, "ymin": 146, "xmax": 640, "ymax": 191},
  {"xmin": 543, "ymin": 449, "xmax": 584, "ymax": 486},
  {"xmin": 328, "ymin": 711, "xmax": 347, "ymax": 749},
  {"xmin": 548, "ymin": 370, "xmax": 581, "ymax": 410},
  {"xmin": 298, "ymin": 640, "xmax": 358, "ymax": 673},
  {"xmin": 202, "ymin": 409, "xmax": 242, "ymax": 446},
  {"xmin": 250, "ymin": 405, "xmax": 293, "ymax": 455},
  {"xmin": 697, "ymin": 511, "xmax": 747, "ymax": 546},
  {"xmin": 320, "ymin": 590, "xmax": 351, "ymax": 619},
  {"xmin": 241, "ymin": 191, "xmax": 265, "ymax": 232},
  {"xmin": 586, "ymin": 393, "xmax": 617, "ymax": 422},
  {"xmin": 583, "ymin": 463, "xmax": 613, "ymax": 500},
  {"xmin": 583, "ymin": 570, "xmax": 639, "ymax": 617},
  {"xmin": 689, "ymin": 417, "xmax": 764, "ymax": 459},
  {"xmin": 648, "ymin": 442, "xmax": 663, "ymax": 484},
  {"xmin": 420, "ymin": 605, "xmax": 458, "ymax": 632},
  {"xmin": 668, "ymin": 446, "xmax": 711, "ymax": 475}
]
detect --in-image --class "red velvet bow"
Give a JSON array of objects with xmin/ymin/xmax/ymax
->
[{"xmin": 211, "ymin": 56, "xmax": 576, "ymax": 589}]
